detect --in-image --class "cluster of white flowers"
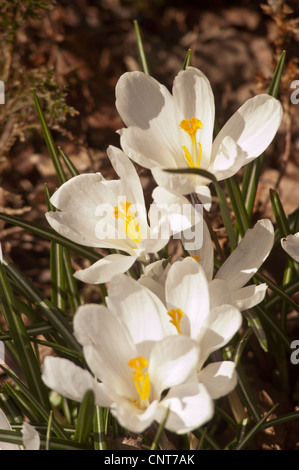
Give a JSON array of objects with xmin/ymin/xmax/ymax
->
[{"xmin": 37, "ymin": 67, "xmax": 286, "ymax": 436}]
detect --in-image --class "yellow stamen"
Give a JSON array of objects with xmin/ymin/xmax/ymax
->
[
  {"xmin": 167, "ymin": 308, "xmax": 184, "ymax": 334},
  {"xmin": 128, "ymin": 356, "xmax": 150, "ymax": 402},
  {"xmin": 192, "ymin": 255, "xmax": 200, "ymax": 262},
  {"xmin": 114, "ymin": 200, "xmax": 142, "ymax": 243},
  {"xmin": 179, "ymin": 117, "xmax": 203, "ymax": 168}
]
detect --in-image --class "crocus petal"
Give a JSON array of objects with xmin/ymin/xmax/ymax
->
[
  {"xmin": 211, "ymin": 94, "xmax": 283, "ymax": 180},
  {"xmin": 231, "ymin": 283, "xmax": 268, "ymax": 310},
  {"xmin": 156, "ymin": 382, "xmax": 214, "ymax": 434},
  {"xmin": 197, "ymin": 304, "xmax": 242, "ymax": 367},
  {"xmin": 184, "ymin": 219, "xmax": 214, "ymax": 281},
  {"xmin": 165, "ymin": 257, "xmax": 210, "ymax": 338},
  {"xmin": 110, "ymin": 396, "xmax": 159, "ymax": 434},
  {"xmin": 138, "ymin": 259, "xmax": 170, "ymax": 305},
  {"xmin": 21, "ymin": 422, "xmax": 40, "ymax": 450},
  {"xmin": 0, "ymin": 409, "xmax": 19, "ymax": 450},
  {"xmin": 73, "ymin": 305, "xmax": 137, "ymax": 398},
  {"xmin": 172, "ymin": 66, "xmax": 215, "ymax": 170},
  {"xmin": 281, "ymin": 232, "xmax": 299, "ymax": 262},
  {"xmin": 198, "ymin": 361, "xmax": 238, "ymax": 399},
  {"xmin": 148, "ymin": 335, "xmax": 200, "ymax": 397},
  {"xmin": 42, "ymin": 356, "xmax": 111, "ymax": 407},
  {"xmin": 73, "ymin": 253, "xmax": 137, "ymax": 284},
  {"xmin": 151, "ymin": 186, "xmax": 202, "ymax": 235},
  {"xmin": 215, "ymin": 219, "xmax": 274, "ymax": 290},
  {"xmin": 106, "ymin": 274, "xmax": 174, "ymax": 351}
]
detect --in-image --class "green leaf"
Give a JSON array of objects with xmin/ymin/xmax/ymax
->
[
  {"xmin": 32, "ymin": 89, "xmax": 66, "ymax": 185},
  {"xmin": 58, "ymin": 146, "xmax": 80, "ymax": 178},
  {"xmin": 182, "ymin": 49, "xmax": 191, "ymax": 70},
  {"xmin": 0, "ymin": 261, "xmax": 50, "ymax": 410},
  {"xmin": 133, "ymin": 20, "xmax": 150, "ymax": 75},
  {"xmin": 235, "ymin": 403, "xmax": 278, "ymax": 450},
  {"xmin": 243, "ymin": 308, "xmax": 268, "ymax": 352},
  {"xmin": 73, "ymin": 389, "xmax": 95, "ymax": 444},
  {"xmin": 0, "ymin": 212, "xmax": 100, "ymax": 263},
  {"xmin": 150, "ymin": 406, "xmax": 170, "ymax": 450},
  {"xmin": 93, "ymin": 406, "xmax": 108, "ymax": 450}
]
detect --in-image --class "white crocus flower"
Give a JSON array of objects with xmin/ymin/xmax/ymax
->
[
  {"xmin": 45, "ymin": 145, "xmax": 197, "ymax": 284},
  {"xmin": 111, "ymin": 263, "xmax": 241, "ymax": 400},
  {"xmin": 0, "ymin": 409, "xmax": 40, "ymax": 450},
  {"xmin": 142, "ymin": 219, "xmax": 274, "ymax": 312},
  {"xmin": 281, "ymin": 232, "xmax": 299, "ymax": 262},
  {"xmin": 116, "ymin": 66, "xmax": 283, "ymax": 207},
  {"xmin": 42, "ymin": 296, "xmax": 214, "ymax": 435}
]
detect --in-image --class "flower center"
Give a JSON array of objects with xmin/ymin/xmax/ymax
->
[
  {"xmin": 179, "ymin": 117, "xmax": 203, "ymax": 168},
  {"xmin": 128, "ymin": 356, "xmax": 150, "ymax": 404},
  {"xmin": 167, "ymin": 308, "xmax": 184, "ymax": 334},
  {"xmin": 114, "ymin": 200, "xmax": 143, "ymax": 243}
]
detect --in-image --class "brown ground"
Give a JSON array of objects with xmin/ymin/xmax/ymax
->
[{"xmin": 0, "ymin": 0, "xmax": 298, "ymax": 450}]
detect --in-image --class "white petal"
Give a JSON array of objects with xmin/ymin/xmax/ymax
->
[
  {"xmin": 120, "ymin": 126, "xmax": 178, "ymax": 169},
  {"xmin": 211, "ymin": 94, "xmax": 283, "ymax": 180},
  {"xmin": 215, "ymin": 219, "xmax": 274, "ymax": 289},
  {"xmin": 138, "ymin": 259, "xmax": 169, "ymax": 305},
  {"xmin": 156, "ymin": 382, "xmax": 214, "ymax": 434},
  {"xmin": 149, "ymin": 336, "xmax": 200, "ymax": 397},
  {"xmin": 42, "ymin": 356, "xmax": 111, "ymax": 406},
  {"xmin": 151, "ymin": 186, "xmax": 202, "ymax": 235},
  {"xmin": 151, "ymin": 166, "xmax": 210, "ymax": 199},
  {"xmin": 73, "ymin": 254, "xmax": 137, "ymax": 284},
  {"xmin": 165, "ymin": 258, "xmax": 210, "ymax": 338},
  {"xmin": 198, "ymin": 361, "xmax": 238, "ymax": 399},
  {"xmin": 173, "ymin": 66, "xmax": 215, "ymax": 169},
  {"xmin": 107, "ymin": 146, "xmax": 147, "ymax": 222},
  {"xmin": 281, "ymin": 232, "xmax": 299, "ymax": 262},
  {"xmin": 0, "ymin": 409, "xmax": 19, "ymax": 450},
  {"xmin": 110, "ymin": 396, "xmax": 158, "ymax": 434},
  {"xmin": 197, "ymin": 304, "xmax": 242, "ymax": 367},
  {"xmin": 21, "ymin": 422, "xmax": 40, "ymax": 450},
  {"xmin": 107, "ymin": 274, "xmax": 173, "ymax": 349},
  {"xmin": 74, "ymin": 304, "xmax": 137, "ymax": 398},
  {"xmin": 231, "ymin": 283, "xmax": 268, "ymax": 310},
  {"xmin": 184, "ymin": 219, "xmax": 214, "ymax": 280}
]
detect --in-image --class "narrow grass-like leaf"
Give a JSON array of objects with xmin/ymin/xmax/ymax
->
[
  {"xmin": 150, "ymin": 407, "xmax": 170, "ymax": 450},
  {"xmin": 235, "ymin": 403, "xmax": 278, "ymax": 450},
  {"xmin": 243, "ymin": 308, "xmax": 268, "ymax": 352},
  {"xmin": 1, "ymin": 365, "xmax": 68, "ymax": 440},
  {"xmin": 253, "ymin": 304, "xmax": 291, "ymax": 351},
  {"xmin": 182, "ymin": 49, "xmax": 191, "ymax": 70},
  {"xmin": 93, "ymin": 406, "xmax": 107, "ymax": 450},
  {"xmin": 241, "ymin": 50, "xmax": 285, "ymax": 220},
  {"xmin": 32, "ymin": 89, "xmax": 66, "ymax": 184},
  {"xmin": 63, "ymin": 248, "xmax": 81, "ymax": 313},
  {"xmin": 0, "ymin": 212, "xmax": 100, "ymax": 263},
  {"xmin": 133, "ymin": 20, "xmax": 150, "ymax": 75},
  {"xmin": 58, "ymin": 146, "xmax": 80, "ymax": 177},
  {"xmin": 73, "ymin": 389, "xmax": 95, "ymax": 444},
  {"xmin": 0, "ymin": 261, "xmax": 50, "ymax": 410},
  {"xmin": 270, "ymin": 188, "xmax": 292, "ymax": 238},
  {"xmin": 46, "ymin": 410, "xmax": 53, "ymax": 450},
  {"xmin": 2, "ymin": 256, "xmax": 82, "ymax": 352},
  {"xmin": 255, "ymin": 271, "xmax": 299, "ymax": 314},
  {"xmin": 225, "ymin": 176, "xmax": 250, "ymax": 238},
  {"xmin": 165, "ymin": 167, "xmax": 237, "ymax": 247},
  {"xmin": 235, "ymin": 364, "xmax": 261, "ymax": 423}
]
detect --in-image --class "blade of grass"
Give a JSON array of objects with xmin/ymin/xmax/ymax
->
[
  {"xmin": 0, "ymin": 212, "xmax": 100, "ymax": 263},
  {"xmin": 93, "ymin": 406, "xmax": 107, "ymax": 450},
  {"xmin": 133, "ymin": 20, "xmax": 150, "ymax": 75},
  {"xmin": 235, "ymin": 403, "xmax": 278, "ymax": 450},
  {"xmin": 73, "ymin": 389, "xmax": 95, "ymax": 445},
  {"xmin": 182, "ymin": 49, "xmax": 191, "ymax": 70},
  {"xmin": 58, "ymin": 146, "xmax": 80, "ymax": 178},
  {"xmin": 0, "ymin": 260, "xmax": 50, "ymax": 410},
  {"xmin": 150, "ymin": 407, "xmax": 170, "ymax": 450},
  {"xmin": 32, "ymin": 89, "xmax": 66, "ymax": 185}
]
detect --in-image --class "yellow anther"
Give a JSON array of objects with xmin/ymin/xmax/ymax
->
[
  {"xmin": 128, "ymin": 356, "xmax": 150, "ymax": 402},
  {"xmin": 167, "ymin": 308, "xmax": 184, "ymax": 334},
  {"xmin": 180, "ymin": 117, "xmax": 203, "ymax": 137},
  {"xmin": 114, "ymin": 201, "xmax": 142, "ymax": 243},
  {"xmin": 192, "ymin": 255, "xmax": 200, "ymax": 262},
  {"xmin": 180, "ymin": 117, "xmax": 203, "ymax": 169}
]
